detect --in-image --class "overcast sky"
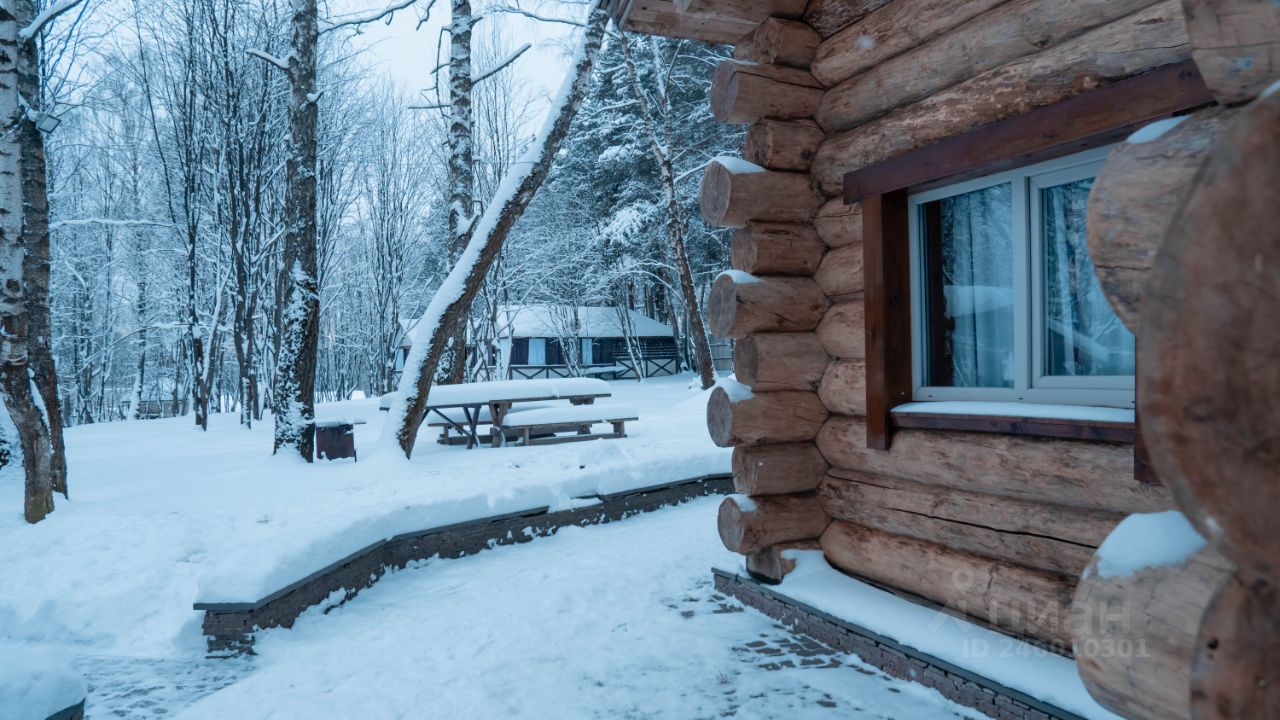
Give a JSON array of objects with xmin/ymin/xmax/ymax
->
[{"xmin": 345, "ymin": 1, "xmax": 581, "ymax": 125}]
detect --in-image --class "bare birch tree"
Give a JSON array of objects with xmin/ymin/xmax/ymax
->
[
  {"xmin": 386, "ymin": 0, "xmax": 608, "ymax": 458},
  {"xmin": 1, "ymin": 0, "xmax": 85, "ymax": 522}
]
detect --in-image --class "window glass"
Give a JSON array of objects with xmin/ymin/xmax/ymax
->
[
  {"xmin": 921, "ymin": 182, "xmax": 1015, "ymax": 388},
  {"xmin": 1040, "ymin": 178, "xmax": 1136, "ymax": 377}
]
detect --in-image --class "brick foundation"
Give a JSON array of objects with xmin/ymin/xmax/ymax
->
[
  {"xmin": 713, "ymin": 569, "xmax": 1086, "ymax": 720},
  {"xmin": 198, "ymin": 474, "xmax": 732, "ymax": 655}
]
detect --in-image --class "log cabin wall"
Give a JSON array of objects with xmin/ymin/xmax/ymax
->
[{"xmin": 680, "ymin": 0, "xmax": 1209, "ymax": 649}]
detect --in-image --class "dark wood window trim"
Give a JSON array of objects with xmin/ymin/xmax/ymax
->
[
  {"xmin": 862, "ymin": 190, "xmax": 912, "ymax": 450},
  {"xmin": 843, "ymin": 61, "xmax": 1215, "ymax": 205},
  {"xmin": 891, "ymin": 409, "xmax": 1135, "ymax": 443},
  {"xmin": 857, "ymin": 66, "xmax": 1207, "ymax": 453}
]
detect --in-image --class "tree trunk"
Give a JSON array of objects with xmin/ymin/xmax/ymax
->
[
  {"xmin": 440, "ymin": 0, "xmax": 475, "ymax": 387},
  {"xmin": 621, "ymin": 35, "xmax": 715, "ymax": 390},
  {"xmin": 387, "ymin": 2, "xmax": 609, "ymax": 458},
  {"xmin": 273, "ymin": 0, "xmax": 321, "ymax": 461},
  {"xmin": 0, "ymin": 0, "xmax": 55, "ymax": 522}
]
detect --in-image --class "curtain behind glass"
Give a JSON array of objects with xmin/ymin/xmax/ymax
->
[
  {"xmin": 924, "ymin": 183, "xmax": 1015, "ymax": 388},
  {"xmin": 1041, "ymin": 178, "xmax": 1135, "ymax": 377}
]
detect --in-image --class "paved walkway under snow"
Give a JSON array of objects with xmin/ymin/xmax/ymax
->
[{"xmin": 79, "ymin": 497, "xmax": 979, "ymax": 719}]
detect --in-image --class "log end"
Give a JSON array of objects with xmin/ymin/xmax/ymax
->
[
  {"xmin": 717, "ymin": 494, "xmax": 751, "ymax": 553},
  {"xmin": 700, "ymin": 159, "xmax": 736, "ymax": 228},
  {"xmin": 706, "ymin": 385, "xmax": 737, "ymax": 448},
  {"xmin": 707, "ymin": 272, "xmax": 741, "ymax": 339}
]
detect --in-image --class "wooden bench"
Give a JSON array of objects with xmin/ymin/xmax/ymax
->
[{"xmin": 498, "ymin": 403, "xmax": 638, "ymax": 446}]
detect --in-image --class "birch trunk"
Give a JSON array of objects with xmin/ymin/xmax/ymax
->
[
  {"xmin": 273, "ymin": 0, "xmax": 320, "ymax": 460},
  {"xmin": 621, "ymin": 35, "xmax": 716, "ymax": 390},
  {"xmin": 0, "ymin": 0, "xmax": 55, "ymax": 522},
  {"xmin": 388, "ymin": 2, "xmax": 608, "ymax": 457},
  {"xmin": 440, "ymin": 0, "xmax": 475, "ymax": 386}
]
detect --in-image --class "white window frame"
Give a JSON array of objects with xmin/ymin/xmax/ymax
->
[{"xmin": 907, "ymin": 147, "xmax": 1135, "ymax": 409}]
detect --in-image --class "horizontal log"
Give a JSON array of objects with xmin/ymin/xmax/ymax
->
[
  {"xmin": 733, "ymin": 17, "xmax": 820, "ymax": 68},
  {"xmin": 710, "ymin": 60, "xmax": 824, "ymax": 124},
  {"xmin": 811, "ymin": 0, "xmax": 1006, "ymax": 86},
  {"xmin": 815, "ymin": 300, "xmax": 865, "ymax": 359},
  {"xmin": 733, "ymin": 442, "xmax": 829, "ymax": 495},
  {"xmin": 730, "ymin": 222, "xmax": 825, "ymax": 275},
  {"xmin": 707, "ymin": 386, "xmax": 829, "ymax": 447},
  {"xmin": 746, "ymin": 539, "xmax": 821, "ymax": 583},
  {"xmin": 718, "ymin": 493, "xmax": 831, "ymax": 554},
  {"xmin": 1140, "ymin": 90, "xmax": 1280, "ymax": 580},
  {"xmin": 813, "ymin": 241, "xmax": 863, "ymax": 297},
  {"xmin": 743, "ymin": 118, "xmax": 825, "ymax": 171},
  {"xmin": 826, "ymin": 468, "xmax": 1123, "ymax": 546},
  {"xmin": 1074, "ymin": 542, "xmax": 1234, "ymax": 720},
  {"xmin": 812, "ymin": 1, "xmax": 1191, "ymax": 193},
  {"xmin": 821, "ymin": 520, "xmax": 1077, "ymax": 644},
  {"xmin": 1087, "ymin": 106, "xmax": 1233, "ymax": 332},
  {"xmin": 819, "ymin": 473, "xmax": 1102, "ymax": 576},
  {"xmin": 734, "ymin": 332, "xmax": 829, "ymax": 391},
  {"xmin": 817, "ymin": 0, "xmax": 1160, "ymax": 133},
  {"xmin": 700, "ymin": 158, "xmax": 821, "ymax": 228},
  {"xmin": 817, "ymin": 359, "xmax": 866, "ymax": 416},
  {"xmin": 804, "ymin": 0, "xmax": 894, "ymax": 38},
  {"xmin": 615, "ymin": 0, "xmax": 758, "ymax": 45},
  {"xmin": 675, "ymin": 0, "xmax": 807, "ymax": 22},
  {"xmin": 814, "ymin": 198, "xmax": 861, "ymax": 248},
  {"xmin": 816, "ymin": 415, "xmax": 1171, "ymax": 514},
  {"xmin": 1183, "ymin": 0, "xmax": 1280, "ymax": 104},
  {"xmin": 840, "ymin": 60, "xmax": 1215, "ymax": 204},
  {"xmin": 707, "ymin": 272, "xmax": 827, "ymax": 338}
]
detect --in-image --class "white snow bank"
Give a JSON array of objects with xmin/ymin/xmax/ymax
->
[
  {"xmin": 0, "ymin": 374, "xmax": 728, "ymax": 656},
  {"xmin": 1126, "ymin": 116, "xmax": 1188, "ymax": 144},
  {"xmin": 717, "ymin": 269, "xmax": 760, "ymax": 285},
  {"xmin": 713, "ymin": 377, "xmax": 753, "ymax": 403},
  {"xmin": 711, "ymin": 155, "xmax": 766, "ymax": 175},
  {"xmin": 1090, "ymin": 511, "xmax": 1206, "ymax": 579},
  {"xmin": 502, "ymin": 403, "xmax": 638, "ymax": 426},
  {"xmin": 730, "ymin": 552, "xmax": 1126, "ymax": 720},
  {"xmin": 0, "ymin": 648, "xmax": 86, "ymax": 720},
  {"xmin": 893, "ymin": 401, "xmax": 1134, "ymax": 424},
  {"xmin": 427, "ymin": 377, "xmax": 611, "ymax": 406}
]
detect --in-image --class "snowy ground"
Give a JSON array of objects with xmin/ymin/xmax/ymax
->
[
  {"xmin": 1, "ymin": 373, "xmax": 981, "ymax": 718},
  {"xmin": 178, "ymin": 498, "xmax": 976, "ymax": 719}
]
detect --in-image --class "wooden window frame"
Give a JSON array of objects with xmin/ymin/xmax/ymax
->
[{"xmin": 856, "ymin": 61, "xmax": 1214, "ymax": 451}]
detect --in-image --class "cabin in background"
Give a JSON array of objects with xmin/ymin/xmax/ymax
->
[
  {"xmin": 391, "ymin": 305, "xmax": 680, "ymax": 384},
  {"xmin": 611, "ymin": 1, "xmax": 1278, "ymax": 718}
]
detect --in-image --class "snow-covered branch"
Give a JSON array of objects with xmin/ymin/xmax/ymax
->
[
  {"xmin": 472, "ymin": 43, "xmax": 531, "ymax": 85},
  {"xmin": 50, "ymin": 218, "xmax": 174, "ymax": 229},
  {"xmin": 482, "ymin": 6, "xmax": 586, "ymax": 28},
  {"xmin": 18, "ymin": 0, "xmax": 87, "ymax": 40},
  {"xmin": 245, "ymin": 49, "xmax": 290, "ymax": 72},
  {"xmin": 320, "ymin": 0, "xmax": 420, "ymax": 33}
]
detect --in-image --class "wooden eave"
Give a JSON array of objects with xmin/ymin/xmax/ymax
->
[{"xmin": 608, "ymin": 0, "xmax": 766, "ymax": 45}]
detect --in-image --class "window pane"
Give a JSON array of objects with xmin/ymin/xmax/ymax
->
[
  {"xmin": 922, "ymin": 183, "xmax": 1015, "ymax": 388},
  {"xmin": 1041, "ymin": 177, "xmax": 1135, "ymax": 376}
]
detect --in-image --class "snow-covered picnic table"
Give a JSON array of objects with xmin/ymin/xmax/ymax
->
[{"xmin": 423, "ymin": 378, "xmax": 625, "ymax": 449}]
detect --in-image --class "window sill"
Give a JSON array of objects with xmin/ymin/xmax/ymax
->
[{"xmin": 890, "ymin": 401, "xmax": 1135, "ymax": 443}]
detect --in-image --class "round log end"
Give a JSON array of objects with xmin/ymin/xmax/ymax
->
[
  {"xmin": 733, "ymin": 335, "xmax": 761, "ymax": 387},
  {"xmin": 710, "ymin": 61, "xmax": 740, "ymax": 124},
  {"xmin": 700, "ymin": 159, "xmax": 735, "ymax": 228},
  {"xmin": 730, "ymin": 227, "xmax": 757, "ymax": 272},
  {"xmin": 1192, "ymin": 572, "xmax": 1280, "ymax": 718},
  {"xmin": 707, "ymin": 272, "xmax": 739, "ymax": 339},
  {"xmin": 717, "ymin": 494, "xmax": 750, "ymax": 553},
  {"xmin": 706, "ymin": 385, "xmax": 735, "ymax": 448}
]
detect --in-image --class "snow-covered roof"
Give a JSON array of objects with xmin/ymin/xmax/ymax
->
[
  {"xmin": 501, "ymin": 306, "xmax": 674, "ymax": 339},
  {"xmin": 398, "ymin": 306, "xmax": 673, "ymax": 347}
]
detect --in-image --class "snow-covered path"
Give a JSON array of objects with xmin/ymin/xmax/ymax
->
[{"xmin": 165, "ymin": 497, "xmax": 979, "ymax": 720}]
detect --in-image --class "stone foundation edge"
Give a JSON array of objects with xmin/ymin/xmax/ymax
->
[
  {"xmin": 712, "ymin": 569, "xmax": 1086, "ymax": 720},
  {"xmin": 200, "ymin": 474, "xmax": 732, "ymax": 655}
]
